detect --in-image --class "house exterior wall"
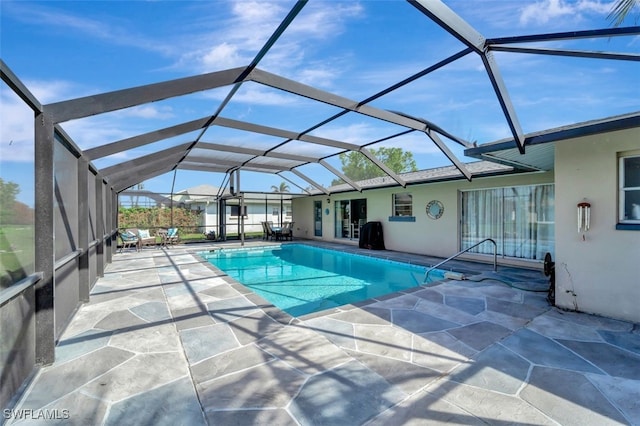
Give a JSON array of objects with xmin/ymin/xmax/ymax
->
[
  {"xmin": 555, "ymin": 127, "xmax": 640, "ymax": 323},
  {"xmin": 292, "ymin": 170, "xmax": 554, "ymax": 264},
  {"xmin": 194, "ymin": 200, "xmax": 292, "ymax": 235}
]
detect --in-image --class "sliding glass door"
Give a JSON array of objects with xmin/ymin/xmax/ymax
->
[
  {"xmin": 314, "ymin": 200, "xmax": 322, "ymax": 237},
  {"xmin": 334, "ymin": 199, "xmax": 367, "ymax": 239},
  {"xmin": 460, "ymin": 184, "xmax": 554, "ymax": 260}
]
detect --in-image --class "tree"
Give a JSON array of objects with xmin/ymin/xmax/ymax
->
[
  {"xmin": 331, "ymin": 147, "xmax": 417, "ymax": 186},
  {"xmin": 271, "ymin": 182, "xmax": 290, "ymax": 193},
  {"xmin": 0, "ymin": 178, "xmax": 20, "ymax": 223},
  {"xmin": 609, "ymin": 0, "xmax": 639, "ymax": 26}
]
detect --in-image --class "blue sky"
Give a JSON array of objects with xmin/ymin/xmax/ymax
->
[{"xmin": 1, "ymin": 0, "xmax": 639, "ymax": 206}]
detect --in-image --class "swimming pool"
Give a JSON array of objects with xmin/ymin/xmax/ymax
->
[{"xmin": 202, "ymin": 244, "xmax": 445, "ymax": 317}]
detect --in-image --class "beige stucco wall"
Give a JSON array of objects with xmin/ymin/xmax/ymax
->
[
  {"xmin": 292, "ymin": 170, "xmax": 554, "ymax": 265},
  {"xmin": 554, "ymin": 127, "xmax": 640, "ymax": 323},
  {"xmin": 291, "ymin": 127, "xmax": 640, "ymax": 322}
]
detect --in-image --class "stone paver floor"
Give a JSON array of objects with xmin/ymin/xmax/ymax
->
[{"xmin": 7, "ymin": 241, "xmax": 640, "ymax": 425}]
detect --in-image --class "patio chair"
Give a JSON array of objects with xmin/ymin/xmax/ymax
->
[
  {"xmin": 264, "ymin": 221, "xmax": 276, "ymax": 240},
  {"xmin": 353, "ymin": 219, "xmax": 365, "ymax": 239},
  {"xmin": 158, "ymin": 228, "xmax": 179, "ymax": 247},
  {"xmin": 261, "ymin": 221, "xmax": 268, "ymax": 240},
  {"xmin": 119, "ymin": 230, "xmax": 139, "ymax": 252},
  {"xmin": 342, "ymin": 219, "xmax": 350, "ymax": 238},
  {"xmin": 165, "ymin": 227, "xmax": 179, "ymax": 245},
  {"xmin": 280, "ymin": 222, "xmax": 294, "ymax": 241},
  {"xmin": 129, "ymin": 228, "xmax": 156, "ymax": 249}
]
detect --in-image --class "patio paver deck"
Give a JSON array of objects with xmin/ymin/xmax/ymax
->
[{"xmin": 6, "ymin": 241, "xmax": 640, "ymax": 425}]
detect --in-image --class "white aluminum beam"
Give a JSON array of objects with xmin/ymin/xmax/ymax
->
[
  {"xmin": 178, "ymin": 164, "xmax": 239, "ymax": 174},
  {"xmin": 100, "ymin": 143, "xmax": 191, "ymax": 177},
  {"xmin": 45, "ymin": 67, "xmax": 248, "ymax": 123},
  {"xmin": 277, "ymin": 172, "xmax": 311, "ymax": 195},
  {"xmin": 1, "ymin": 59, "xmax": 43, "ymax": 112},
  {"xmin": 185, "ymin": 157, "xmax": 294, "ymax": 171},
  {"xmin": 107, "ymin": 155, "xmax": 179, "ymax": 182},
  {"xmin": 213, "ymin": 116, "xmax": 359, "ymax": 151},
  {"xmin": 249, "ymin": 68, "xmax": 429, "ymax": 131},
  {"xmin": 112, "ymin": 162, "xmax": 177, "ymax": 192},
  {"xmin": 319, "ymin": 160, "xmax": 362, "ymax": 192},
  {"xmin": 424, "ymin": 130, "xmax": 472, "ymax": 180},
  {"xmin": 408, "ymin": 0, "xmax": 485, "ymax": 53},
  {"xmin": 360, "ymin": 148, "xmax": 407, "ymax": 187},
  {"xmin": 486, "ymin": 27, "xmax": 640, "ymax": 44},
  {"xmin": 408, "ymin": 0, "xmax": 524, "ymax": 153},
  {"xmin": 482, "ymin": 51, "xmax": 525, "ymax": 154},
  {"xmin": 290, "ymin": 169, "xmax": 329, "ymax": 195},
  {"xmin": 197, "ymin": 141, "xmax": 318, "ymax": 163},
  {"xmin": 489, "ymin": 45, "xmax": 640, "ymax": 62},
  {"xmin": 85, "ymin": 117, "xmax": 211, "ymax": 160}
]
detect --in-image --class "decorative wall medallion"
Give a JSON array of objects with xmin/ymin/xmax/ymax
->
[
  {"xmin": 426, "ymin": 200, "xmax": 444, "ymax": 220},
  {"xmin": 325, "ymin": 208, "xmax": 330, "ymax": 215}
]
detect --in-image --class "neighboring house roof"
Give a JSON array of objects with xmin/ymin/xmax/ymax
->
[
  {"xmin": 175, "ymin": 184, "xmax": 298, "ymax": 204},
  {"xmin": 173, "ymin": 184, "xmax": 228, "ymax": 203},
  {"xmin": 118, "ymin": 190, "xmax": 173, "ymax": 206},
  {"xmin": 175, "ymin": 184, "xmax": 222, "ymax": 197}
]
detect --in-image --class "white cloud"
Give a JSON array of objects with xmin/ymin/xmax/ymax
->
[
  {"xmin": 199, "ymin": 42, "xmax": 247, "ymax": 71},
  {"xmin": 114, "ymin": 105, "xmax": 175, "ymax": 120},
  {"xmin": 0, "ymin": 89, "xmax": 35, "ymax": 162},
  {"xmin": 576, "ymin": 0, "xmax": 613, "ymax": 15},
  {"xmin": 519, "ymin": 0, "xmax": 613, "ymax": 27},
  {"xmin": 0, "ymin": 78, "xmax": 106, "ymax": 163},
  {"xmin": 231, "ymin": 86, "xmax": 299, "ymax": 106},
  {"xmin": 520, "ymin": 0, "xmax": 576, "ymax": 25},
  {"xmin": 60, "ymin": 118, "xmax": 132, "ymax": 150},
  {"xmin": 0, "ymin": 76, "xmax": 178, "ymax": 161},
  {"xmin": 309, "ymin": 122, "xmax": 380, "ymax": 145},
  {"xmin": 179, "ymin": 0, "xmax": 363, "ymax": 83},
  {"xmin": 286, "ymin": 2, "xmax": 364, "ymax": 39},
  {"xmin": 24, "ymin": 79, "xmax": 79, "ymax": 104},
  {"xmin": 297, "ymin": 66, "xmax": 339, "ymax": 88},
  {"xmin": 3, "ymin": 2, "xmax": 173, "ymax": 56}
]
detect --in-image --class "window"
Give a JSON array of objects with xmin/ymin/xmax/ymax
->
[
  {"xmin": 392, "ymin": 193, "xmax": 412, "ymax": 217},
  {"xmin": 619, "ymin": 153, "xmax": 640, "ymax": 223},
  {"xmin": 461, "ymin": 184, "xmax": 554, "ymax": 260},
  {"xmin": 229, "ymin": 205, "xmax": 247, "ymax": 217}
]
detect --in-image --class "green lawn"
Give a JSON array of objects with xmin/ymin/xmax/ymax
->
[{"xmin": 0, "ymin": 225, "xmax": 35, "ymax": 289}]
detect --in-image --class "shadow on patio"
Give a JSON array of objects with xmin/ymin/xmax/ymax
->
[{"xmin": 6, "ymin": 242, "xmax": 639, "ymax": 425}]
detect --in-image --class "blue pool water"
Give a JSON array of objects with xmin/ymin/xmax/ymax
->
[{"xmin": 202, "ymin": 244, "xmax": 445, "ymax": 317}]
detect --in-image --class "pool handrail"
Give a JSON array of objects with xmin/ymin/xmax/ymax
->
[{"xmin": 424, "ymin": 238, "xmax": 497, "ymax": 282}]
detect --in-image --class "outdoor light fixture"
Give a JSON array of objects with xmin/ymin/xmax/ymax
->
[{"xmin": 327, "ymin": 198, "xmax": 330, "ymax": 204}]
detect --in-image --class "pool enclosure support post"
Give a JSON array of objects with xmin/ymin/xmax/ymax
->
[
  {"xmin": 95, "ymin": 175, "xmax": 104, "ymax": 278},
  {"xmin": 105, "ymin": 187, "xmax": 114, "ymax": 263},
  {"xmin": 34, "ymin": 112, "xmax": 55, "ymax": 365},
  {"xmin": 240, "ymin": 193, "xmax": 245, "ymax": 246},
  {"xmin": 78, "ymin": 157, "xmax": 90, "ymax": 302}
]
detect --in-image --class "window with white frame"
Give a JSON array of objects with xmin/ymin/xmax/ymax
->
[
  {"xmin": 392, "ymin": 193, "xmax": 413, "ymax": 217},
  {"xmin": 619, "ymin": 152, "xmax": 640, "ymax": 223}
]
